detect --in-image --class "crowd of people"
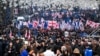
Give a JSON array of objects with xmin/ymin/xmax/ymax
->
[
  {"xmin": 0, "ymin": 5, "xmax": 100, "ymax": 56},
  {"xmin": 0, "ymin": 26, "xmax": 100, "ymax": 56}
]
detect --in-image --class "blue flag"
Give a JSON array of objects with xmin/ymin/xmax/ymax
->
[{"xmin": 84, "ymin": 48, "xmax": 92, "ymax": 56}]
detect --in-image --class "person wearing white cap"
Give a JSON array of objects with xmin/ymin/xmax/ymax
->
[{"xmin": 43, "ymin": 46, "xmax": 55, "ymax": 56}]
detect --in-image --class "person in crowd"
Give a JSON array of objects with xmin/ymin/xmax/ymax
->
[
  {"xmin": 84, "ymin": 45, "xmax": 93, "ymax": 56},
  {"xmin": 0, "ymin": 38, "xmax": 3, "ymax": 56},
  {"xmin": 15, "ymin": 39, "xmax": 22, "ymax": 56},
  {"xmin": 61, "ymin": 45, "xmax": 68, "ymax": 56},
  {"xmin": 43, "ymin": 46, "xmax": 55, "ymax": 56},
  {"xmin": 37, "ymin": 50, "xmax": 44, "ymax": 56},
  {"xmin": 20, "ymin": 46, "xmax": 31, "ymax": 56},
  {"xmin": 0, "ymin": 4, "xmax": 100, "ymax": 56},
  {"xmin": 4, "ymin": 41, "xmax": 16, "ymax": 56},
  {"xmin": 56, "ymin": 49, "xmax": 62, "ymax": 56},
  {"xmin": 28, "ymin": 48, "xmax": 36, "ymax": 56},
  {"xmin": 96, "ymin": 42, "xmax": 100, "ymax": 56}
]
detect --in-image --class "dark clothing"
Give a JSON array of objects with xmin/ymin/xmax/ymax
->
[
  {"xmin": 15, "ymin": 43, "xmax": 21, "ymax": 56},
  {"xmin": 4, "ymin": 45, "xmax": 16, "ymax": 56},
  {"xmin": 92, "ymin": 45, "xmax": 98, "ymax": 55},
  {"xmin": 96, "ymin": 46, "xmax": 100, "ymax": 56},
  {"xmin": 2, "ymin": 40, "xmax": 8, "ymax": 56},
  {"xmin": 0, "ymin": 41, "xmax": 3, "ymax": 56}
]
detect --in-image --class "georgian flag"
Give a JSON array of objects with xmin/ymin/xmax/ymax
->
[
  {"xmin": 48, "ymin": 21, "xmax": 59, "ymax": 29},
  {"xmin": 86, "ymin": 20, "xmax": 100, "ymax": 28},
  {"xmin": 55, "ymin": 22, "xmax": 59, "ymax": 29},
  {"xmin": 33, "ymin": 21, "xmax": 39, "ymax": 28}
]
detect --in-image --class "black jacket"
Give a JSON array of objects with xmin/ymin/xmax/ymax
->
[{"xmin": 4, "ymin": 45, "xmax": 16, "ymax": 56}]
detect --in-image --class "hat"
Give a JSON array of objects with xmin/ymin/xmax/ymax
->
[{"xmin": 73, "ymin": 48, "xmax": 80, "ymax": 54}]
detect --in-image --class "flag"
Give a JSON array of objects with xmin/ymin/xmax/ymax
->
[
  {"xmin": 54, "ymin": 22, "xmax": 59, "ymax": 29},
  {"xmin": 57, "ymin": 13, "xmax": 62, "ymax": 19},
  {"xmin": 66, "ymin": 22, "xmax": 73, "ymax": 30},
  {"xmin": 48, "ymin": 21, "xmax": 58, "ymax": 29},
  {"xmin": 60, "ymin": 21, "xmax": 66, "ymax": 30},
  {"xmin": 9, "ymin": 30, "xmax": 13, "ymax": 38},
  {"xmin": 25, "ymin": 30, "xmax": 31, "ymax": 39},
  {"xmin": 28, "ymin": 30, "xmax": 31, "ymax": 39},
  {"xmin": 41, "ymin": 18, "xmax": 45, "ymax": 23},
  {"xmin": 38, "ymin": 18, "xmax": 45, "ymax": 29},
  {"xmin": 44, "ymin": 21, "xmax": 48, "ymax": 29},
  {"xmin": 25, "ymin": 30, "xmax": 28, "ymax": 38},
  {"xmin": 51, "ymin": 13, "xmax": 55, "ymax": 17},
  {"xmin": 75, "ymin": 21, "xmax": 80, "ymax": 30},
  {"xmin": 72, "ymin": 20, "xmax": 80, "ymax": 30},
  {"xmin": 86, "ymin": 20, "xmax": 100, "ymax": 28},
  {"xmin": 33, "ymin": 21, "xmax": 38, "ymax": 28},
  {"xmin": 38, "ymin": 22, "xmax": 44, "ymax": 29},
  {"xmin": 23, "ymin": 21, "xmax": 28, "ymax": 27}
]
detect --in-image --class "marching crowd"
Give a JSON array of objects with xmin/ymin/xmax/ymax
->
[
  {"xmin": 0, "ymin": 6, "xmax": 100, "ymax": 56},
  {"xmin": 0, "ymin": 26, "xmax": 100, "ymax": 56}
]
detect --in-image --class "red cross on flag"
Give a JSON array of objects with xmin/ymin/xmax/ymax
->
[
  {"xmin": 86, "ymin": 20, "xmax": 100, "ymax": 28},
  {"xmin": 48, "ymin": 21, "xmax": 59, "ymax": 29},
  {"xmin": 33, "ymin": 21, "xmax": 39, "ymax": 28}
]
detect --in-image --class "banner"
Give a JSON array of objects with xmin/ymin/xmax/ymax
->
[{"xmin": 86, "ymin": 20, "xmax": 100, "ymax": 28}]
